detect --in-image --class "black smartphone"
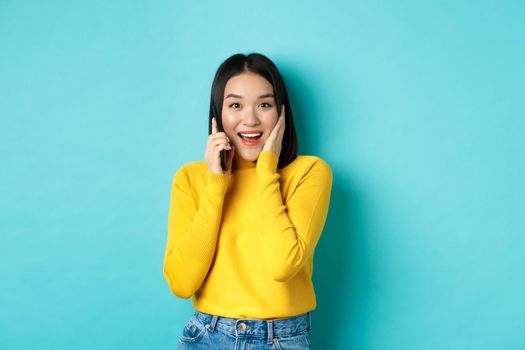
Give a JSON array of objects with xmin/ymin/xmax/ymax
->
[{"xmin": 211, "ymin": 103, "xmax": 228, "ymax": 172}]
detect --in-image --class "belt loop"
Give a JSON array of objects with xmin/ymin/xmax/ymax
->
[
  {"xmin": 267, "ymin": 320, "xmax": 274, "ymax": 344},
  {"xmin": 206, "ymin": 315, "xmax": 218, "ymax": 332},
  {"xmin": 308, "ymin": 312, "xmax": 312, "ymax": 333}
]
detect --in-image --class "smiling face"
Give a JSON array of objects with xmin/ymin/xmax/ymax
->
[{"xmin": 221, "ymin": 72, "xmax": 279, "ymax": 162}]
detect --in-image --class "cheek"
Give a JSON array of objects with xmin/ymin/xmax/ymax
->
[
  {"xmin": 263, "ymin": 113, "xmax": 279, "ymax": 132},
  {"xmin": 221, "ymin": 114, "xmax": 237, "ymax": 136},
  {"xmin": 268, "ymin": 109, "xmax": 279, "ymax": 123}
]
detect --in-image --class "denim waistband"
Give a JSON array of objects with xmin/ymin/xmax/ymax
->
[{"xmin": 194, "ymin": 310, "xmax": 311, "ymax": 339}]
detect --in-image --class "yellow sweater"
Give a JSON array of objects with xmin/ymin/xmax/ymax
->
[{"xmin": 163, "ymin": 150, "xmax": 332, "ymax": 319}]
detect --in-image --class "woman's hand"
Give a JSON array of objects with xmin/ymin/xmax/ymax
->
[
  {"xmin": 205, "ymin": 117, "xmax": 235, "ymax": 175},
  {"xmin": 262, "ymin": 104, "xmax": 286, "ymax": 158}
]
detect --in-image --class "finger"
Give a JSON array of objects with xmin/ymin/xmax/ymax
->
[
  {"xmin": 213, "ymin": 144, "xmax": 231, "ymax": 163},
  {"xmin": 276, "ymin": 107, "xmax": 285, "ymax": 138},
  {"xmin": 212, "ymin": 138, "xmax": 231, "ymax": 149},
  {"xmin": 211, "ymin": 117, "xmax": 218, "ymax": 134},
  {"xmin": 211, "ymin": 136, "xmax": 231, "ymax": 149},
  {"xmin": 275, "ymin": 108, "xmax": 283, "ymax": 127},
  {"xmin": 214, "ymin": 143, "xmax": 230, "ymax": 152},
  {"xmin": 275, "ymin": 113, "xmax": 284, "ymax": 131},
  {"xmin": 275, "ymin": 121, "xmax": 284, "ymax": 142},
  {"xmin": 209, "ymin": 132, "xmax": 230, "ymax": 143},
  {"xmin": 207, "ymin": 135, "xmax": 228, "ymax": 153},
  {"xmin": 267, "ymin": 122, "xmax": 278, "ymax": 142}
]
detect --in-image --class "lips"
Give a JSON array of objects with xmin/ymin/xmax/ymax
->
[{"xmin": 237, "ymin": 131, "xmax": 263, "ymax": 146}]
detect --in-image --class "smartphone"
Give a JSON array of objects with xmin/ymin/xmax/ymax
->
[{"xmin": 211, "ymin": 103, "xmax": 228, "ymax": 172}]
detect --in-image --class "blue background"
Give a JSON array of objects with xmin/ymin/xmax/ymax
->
[{"xmin": 1, "ymin": 1, "xmax": 524, "ymax": 349}]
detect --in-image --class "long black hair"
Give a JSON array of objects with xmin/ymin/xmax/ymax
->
[{"xmin": 208, "ymin": 53, "xmax": 298, "ymax": 169}]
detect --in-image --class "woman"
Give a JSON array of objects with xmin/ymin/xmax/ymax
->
[{"xmin": 163, "ymin": 53, "xmax": 333, "ymax": 349}]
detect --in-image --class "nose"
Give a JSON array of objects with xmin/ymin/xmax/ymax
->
[{"xmin": 241, "ymin": 106, "xmax": 261, "ymax": 126}]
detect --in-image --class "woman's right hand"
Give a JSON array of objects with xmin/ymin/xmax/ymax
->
[{"xmin": 205, "ymin": 117, "xmax": 235, "ymax": 175}]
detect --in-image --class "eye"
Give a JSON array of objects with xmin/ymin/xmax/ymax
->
[
  {"xmin": 259, "ymin": 102, "xmax": 272, "ymax": 108},
  {"xmin": 229, "ymin": 103, "xmax": 241, "ymax": 109}
]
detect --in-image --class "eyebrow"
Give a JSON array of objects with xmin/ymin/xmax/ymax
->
[{"xmin": 225, "ymin": 93, "xmax": 275, "ymax": 99}]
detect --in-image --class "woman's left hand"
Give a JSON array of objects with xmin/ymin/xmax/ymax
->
[{"xmin": 262, "ymin": 104, "xmax": 286, "ymax": 157}]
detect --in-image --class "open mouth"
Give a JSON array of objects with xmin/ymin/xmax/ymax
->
[{"xmin": 238, "ymin": 132, "xmax": 263, "ymax": 141}]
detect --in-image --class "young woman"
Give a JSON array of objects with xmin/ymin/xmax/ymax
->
[{"xmin": 163, "ymin": 53, "xmax": 333, "ymax": 349}]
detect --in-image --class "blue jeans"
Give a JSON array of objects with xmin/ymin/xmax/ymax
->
[{"xmin": 177, "ymin": 310, "xmax": 312, "ymax": 349}]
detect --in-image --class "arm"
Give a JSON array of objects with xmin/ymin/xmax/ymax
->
[
  {"xmin": 256, "ymin": 151, "xmax": 333, "ymax": 282},
  {"xmin": 163, "ymin": 167, "xmax": 232, "ymax": 298}
]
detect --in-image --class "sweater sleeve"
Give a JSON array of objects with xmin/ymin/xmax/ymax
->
[
  {"xmin": 163, "ymin": 167, "xmax": 232, "ymax": 298},
  {"xmin": 256, "ymin": 151, "xmax": 333, "ymax": 282}
]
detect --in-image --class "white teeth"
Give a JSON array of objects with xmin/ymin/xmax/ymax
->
[{"xmin": 240, "ymin": 132, "xmax": 262, "ymax": 138}]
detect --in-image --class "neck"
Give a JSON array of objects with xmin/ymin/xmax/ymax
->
[{"xmin": 233, "ymin": 153, "xmax": 257, "ymax": 170}]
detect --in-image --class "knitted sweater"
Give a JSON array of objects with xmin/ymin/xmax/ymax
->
[{"xmin": 163, "ymin": 150, "xmax": 332, "ymax": 319}]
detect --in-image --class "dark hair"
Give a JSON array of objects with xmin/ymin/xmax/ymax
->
[{"xmin": 208, "ymin": 53, "xmax": 297, "ymax": 169}]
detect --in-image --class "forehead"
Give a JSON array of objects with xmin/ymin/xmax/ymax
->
[{"xmin": 224, "ymin": 72, "xmax": 274, "ymax": 97}]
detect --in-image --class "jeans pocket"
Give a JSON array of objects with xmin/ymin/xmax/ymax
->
[
  {"xmin": 273, "ymin": 331, "xmax": 311, "ymax": 350},
  {"xmin": 179, "ymin": 316, "xmax": 208, "ymax": 344}
]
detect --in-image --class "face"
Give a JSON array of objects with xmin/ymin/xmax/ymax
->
[{"xmin": 221, "ymin": 72, "xmax": 279, "ymax": 162}]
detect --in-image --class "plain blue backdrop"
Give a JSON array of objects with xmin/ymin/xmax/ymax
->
[{"xmin": 1, "ymin": 1, "xmax": 524, "ymax": 349}]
